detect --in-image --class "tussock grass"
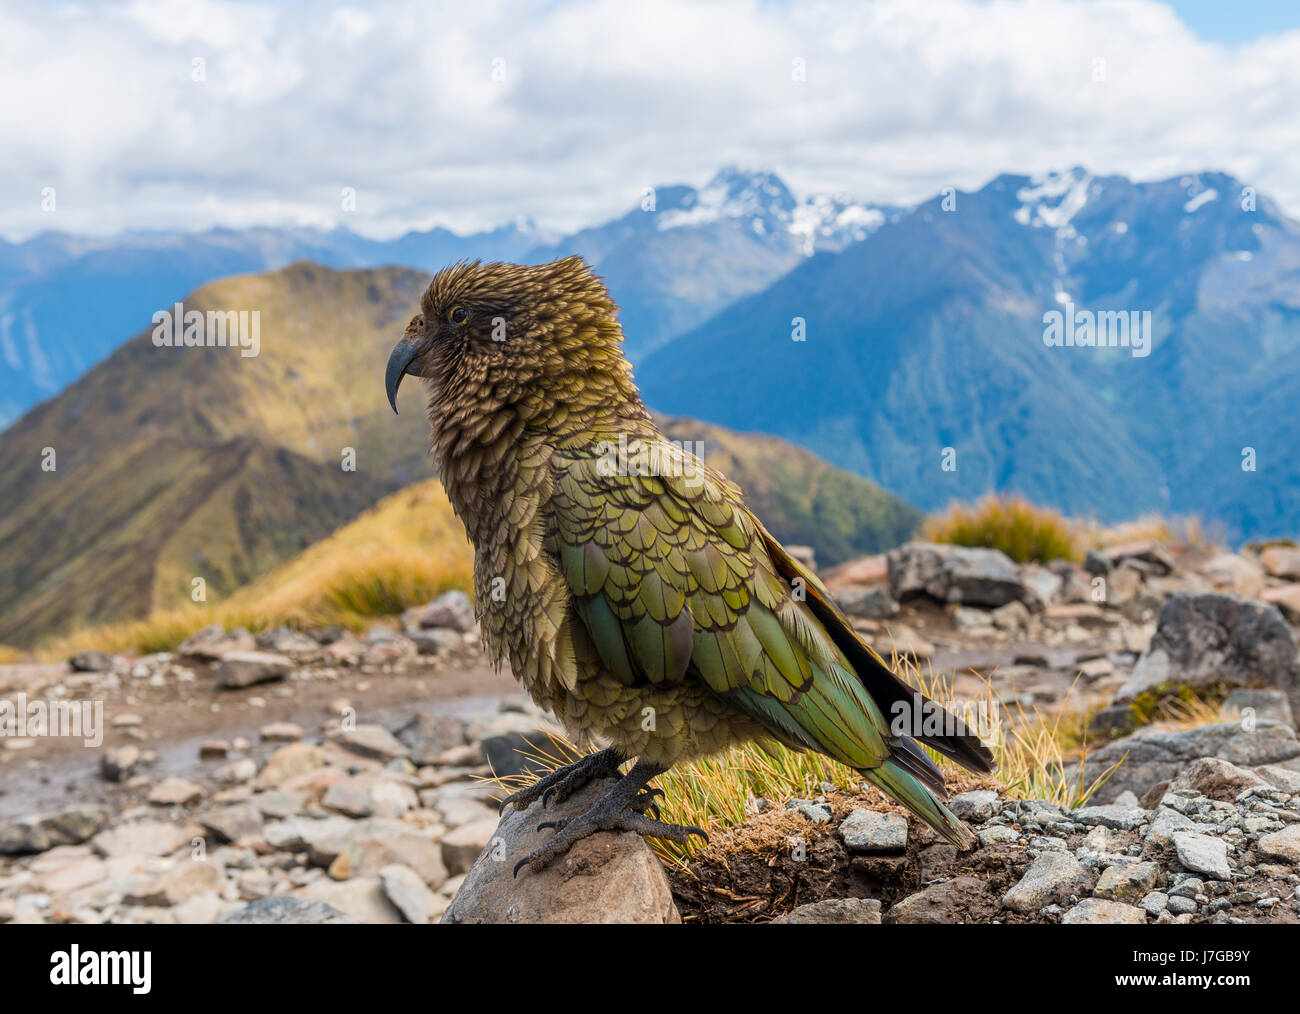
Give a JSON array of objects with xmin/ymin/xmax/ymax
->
[
  {"xmin": 925, "ymin": 495, "xmax": 1083, "ymax": 563},
  {"xmin": 38, "ymin": 479, "xmax": 473, "ymax": 660},
  {"xmin": 1085, "ymin": 513, "xmax": 1210, "ymax": 549},
  {"xmin": 496, "ymin": 653, "xmax": 1129, "ymax": 867},
  {"xmin": 0, "ymin": 644, "xmax": 20, "ymax": 664}
]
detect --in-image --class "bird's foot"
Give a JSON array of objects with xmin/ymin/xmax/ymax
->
[
  {"xmin": 513, "ymin": 762, "xmax": 706, "ymax": 876},
  {"xmin": 496, "ymin": 746, "xmax": 622, "ymax": 815}
]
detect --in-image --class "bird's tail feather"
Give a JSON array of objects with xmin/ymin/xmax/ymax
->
[{"xmin": 860, "ymin": 759, "xmax": 975, "ymax": 849}]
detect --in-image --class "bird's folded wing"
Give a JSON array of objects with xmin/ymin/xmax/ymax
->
[{"xmin": 549, "ymin": 441, "xmax": 935, "ymax": 774}]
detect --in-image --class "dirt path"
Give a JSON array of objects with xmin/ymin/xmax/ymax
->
[{"xmin": 0, "ymin": 647, "xmax": 518, "ymax": 819}]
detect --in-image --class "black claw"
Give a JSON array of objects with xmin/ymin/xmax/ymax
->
[
  {"xmin": 541, "ymin": 787, "xmax": 555, "ymax": 808},
  {"xmin": 512, "ymin": 857, "xmax": 529, "ymax": 878},
  {"xmin": 537, "ymin": 819, "xmax": 567, "ymax": 832}
]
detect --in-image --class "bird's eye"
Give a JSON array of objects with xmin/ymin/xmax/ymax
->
[{"xmin": 448, "ymin": 305, "xmax": 469, "ymax": 326}]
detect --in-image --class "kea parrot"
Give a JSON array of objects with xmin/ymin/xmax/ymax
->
[{"xmin": 386, "ymin": 256, "xmax": 995, "ymax": 875}]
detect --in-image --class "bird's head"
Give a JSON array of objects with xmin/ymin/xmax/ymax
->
[{"xmin": 385, "ymin": 255, "xmax": 634, "ymax": 421}]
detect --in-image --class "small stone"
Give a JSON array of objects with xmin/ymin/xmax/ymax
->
[
  {"xmin": 147, "ymin": 777, "xmax": 205, "ymax": 807},
  {"xmin": 1094, "ymin": 862, "xmax": 1159, "ymax": 904},
  {"xmin": 199, "ymin": 740, "xmax": 230, "ymax": 759},
  {"xmin": 1139, "ymin": 891, "xmax": 1168, "ymax": 915},
  {"xmin": 1002, "ymin": 852, "xmax": 1093, "ymax": 913},
  {"xmin": 295, "ymin": 877, "xmax": 405, "ymax": 924},
  {"xmin": 255, "ymin": 743, "xmax": 325, "ymax": 790},
  {"xmin": 886, "ymin": 877, "xmax": 990, "ymax": 924},
  {"xmin": 772, "ymin": 898, "xmax": 882, "ymax": 924},
  {"xmin": 92, "ymin": 820, "xmax": 190, "ymax": 858},
  {"xmin": 254, "ymin": 790, "xmax": 308, "ymax": 820},
  {"xmin": 1167, "ymin": 895, "xmax": 1197, "ymax": 915},
  {"xmin": 200, "ymin": 804, "xmax": 264, "ymax": 844},
  {"xmin": 1145, "ymin": 807, "xmax": 1199, "ymax": 847},
  {"xmin": 1061, "ymin": 898, "xmax": 1147, "ymax": 924},
  {"xmin": 949, "ymin": 790, "xmax": 999, "ymax": 823},
  {"xmin": 260, "ymin": 722, "xmax": 303, "ymax": 742},
  {"xmin": 414, "ymin": 590, "xmax": 477, "ymax": 633},
  {"xmin": 839, "ymin": 809, "xmax": 907, "ymax": 853},
  {"xmin": 213, "ymin": 651, "xmax": 292, "ymax": 689},
  {"xmin": 978, "ymin": 826, "xmax": 1020, "ymax": 847},
  {"xmin": 0, "ymin": 806, "xmax": 107, "ymax": 854},
  {"xmin": 331, "ymin": 724, "xmax": 409, "ymax": 762},
  {"xmin": 785, "ymin": 798, "xmax": 833, "ymax": 824},
  {"xmin": 219, "ymin": 898, "xmax": 355, "ymax": 924},
  {"xmin": 1256, "ymin": 825, "xmax": 1300, "ymax": 865},
  {"xmin": 214, "ymin": 758, "xmax": 257, "ymax": 785},
  {"xmin": 129, "ymin": 859, "xmax": 222, "ymax": 906},
  {"xmin": 379, "ymin": 864, "xmax": 438, "ymax": 924},
  {"xmin": 1072, "ymin": 804, "xmax": 1148, "ymax": 831},
  {"xmin": 100, "ymin": 745, "xmax": 140, "ymax": 782},
  {"xmin": 69, "ymin": 649, "xmax": 114, "ymax": 672},
  {"xmin": 1171, "ymin": 831, "xmax": 1232, "ymax": 880},
  {"xmin": 441, "ymin": 817, "xmax": 498, "ymax": 876}
]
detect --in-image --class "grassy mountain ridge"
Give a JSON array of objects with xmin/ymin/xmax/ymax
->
[{"xmin": 0, "ymin": 262, "xmax": 919, "ymax": 648}]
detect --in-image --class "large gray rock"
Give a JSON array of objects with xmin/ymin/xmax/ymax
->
[
  {"xmin": 1116, "ymin": 593, "xmax": 1300, "ymax": 719},
  {"xmin": 835, "ymin": 585, "xmax": 899, "ymax": 619},
  {"xmin": 1069, "ymin": 720, "xmax": 1300, "ymax": 803},
  {"xmin": 0, "ymin": 805, "xmax": 107, "ymax": 854},
  {"xmin": 442, "ymin": 778, "xmax": 680, "ymax": 924},
  {"xmin": 213, "ymin": 650, "xmax": 292, "ymax": 689},
  {"xmin": 886, "ymin": 542, "xmax": 1027, "ymax": 608},
  {"xmin": 413, "ymin": 590, "xmax": 477, "ymax": 633},
  {"xmin": 1167, "ymin": 757, "xmax": 1269, "ymax": 801}
]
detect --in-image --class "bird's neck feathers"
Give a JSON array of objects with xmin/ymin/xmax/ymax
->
[{"xmin": 426, "ymin": 310, "xmax": 657, "ymax": 537}]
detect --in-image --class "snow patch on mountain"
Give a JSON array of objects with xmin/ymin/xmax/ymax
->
[
  {"xmin": 655, "ymin": 168, "xmax": 885, "ymax": 252},
  {"xmin": 1014, "ymin": 168, "xmax": 1094, "ymax": 236}
]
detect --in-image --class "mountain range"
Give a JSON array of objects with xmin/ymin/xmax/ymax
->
[
  {"xmin": 2, "ymin": 164, "xmax": 1298, "ymax": 647},
  {"xmin": 0, "ymin": 263, "xmax": 917, "ymax": 646},
  {"xmin": 638, "ymin": 168, "xmax": 1300, "ymax": 541},
  {"xmin": 0, "ymin": 168, "xmax": 888, "ymax": 427}
]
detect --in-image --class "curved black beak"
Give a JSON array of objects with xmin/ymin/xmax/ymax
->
[{"xmin": 385, "ymin": 336, "xmax": 421, "ymax": 414}]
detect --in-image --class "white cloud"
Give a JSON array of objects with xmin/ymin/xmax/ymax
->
[{"xmin": 2, "ymin": 0, "xmax": 1299, "ymax": 240}]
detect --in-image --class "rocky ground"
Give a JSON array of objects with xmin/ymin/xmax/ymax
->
[{"xmin": 2, "ymin": 538, "xmax": 1299, "ymax": 924}]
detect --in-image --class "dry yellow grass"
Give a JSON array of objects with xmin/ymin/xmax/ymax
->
[
  {"xmin": 39, "ymin": 479, "xmax": 473, "ymax": 660},
  {"xmin": 0, "ymin": 644, "xmax": 19, "ymax": 664},
  {"xmin": 925, "ymin": 494, "xmax": 1083, "ymax": 563},
  {"xmin": 1084, "ymin": 513, "xmax": 1211, "ymax": 549}
]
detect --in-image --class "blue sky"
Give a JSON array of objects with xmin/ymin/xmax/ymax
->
[
  {"xmin": 1165, "ymin": 0, "xmax": 1298, "ymax": 43},
  {"xmin": 2, "ymin": 0, "xmax": 1300, "ymax": 239}
]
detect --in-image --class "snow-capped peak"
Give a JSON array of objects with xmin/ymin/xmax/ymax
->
[
  {"xmin": 1013, "ymin": 167, "xmax": 1094, "ymax": 235},
  {"xmin": 655, "ymin": 167, "xmax": 885, "ymax": 252}
]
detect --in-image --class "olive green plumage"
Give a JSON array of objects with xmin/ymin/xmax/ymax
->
[{"xmin": 387, "ymin": 256, "xmax": 994, "ymax": 849}]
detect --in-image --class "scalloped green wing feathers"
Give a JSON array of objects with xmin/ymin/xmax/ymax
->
[{"xmin": 548, "ymin": 442, "xmax": 994, "ymax": 847}]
